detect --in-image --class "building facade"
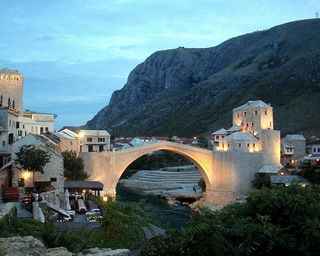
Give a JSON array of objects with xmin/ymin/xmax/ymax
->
[
  {"xmin": 11, "ymin": 135, "xmax": 64, "ymax": 194},
  {"xmin": 56, "ymin": 128, "xmax": 111, "ymax": 154},
  {"xmin": 78, "ymin": 130, "xmax": 110, "ymax": 153},
  {"xmin": 0, "ymin": 69, "xmax": 56, "ymax": 159},
  {"xmin": 0, "ymin": 68, "xmax": 58, "ymax": 202},
  {"xmin": 211, "ymin": 100, "xmax": 281, "ymax": 195},
  {"xmin": 281, "ymin": 134, "xmax": 306, "ymax": 166}
]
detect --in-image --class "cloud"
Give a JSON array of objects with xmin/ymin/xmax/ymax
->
[{"xmin": 0, "ymin": 0, "xmax": 318, "ymax": 128}]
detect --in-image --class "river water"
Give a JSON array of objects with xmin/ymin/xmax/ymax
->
[{"xmin": 117, "ymin": 184, "xmax": 193, "ymax": 230}]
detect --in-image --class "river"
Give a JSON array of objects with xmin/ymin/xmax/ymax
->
[{"xmin": 117, "ymin": 184, "xmax": 193, "ymax": 230}]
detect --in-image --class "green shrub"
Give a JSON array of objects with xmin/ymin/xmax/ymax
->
[
  {"xmin": 0, "ymin": 201, "xmax": 151, "ymax": 252},
  {"xmin": 141, "ymin": 185, "xmax": 320, "ymax": 256}
]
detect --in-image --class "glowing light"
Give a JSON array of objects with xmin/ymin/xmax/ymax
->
[{"xmin": 21, "ymin": 171, "xmax": 32, "ymax": 180}]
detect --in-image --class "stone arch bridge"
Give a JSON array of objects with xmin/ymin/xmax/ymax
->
[{"xmin": 81, "ymin": 141, "xmax": 247, "ymax": 205}]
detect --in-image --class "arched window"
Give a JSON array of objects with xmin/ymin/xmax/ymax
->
[
  {"xmin": 0, "ymin": 95, "xmax": 3, "ymax": 107},
  {"xmin": 12, "ymin": 100, "xmax": 15, "ymax": 109},
  {"xmin": 8, "ymin": 98, "xmax": 11, "ymax": 108}
]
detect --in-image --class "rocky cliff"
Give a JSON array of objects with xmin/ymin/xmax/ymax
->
[{"xmin": 86, "ymin": 19, "xmax": 320, "ymax": 137}]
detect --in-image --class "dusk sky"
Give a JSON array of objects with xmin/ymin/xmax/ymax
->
[{"xmin": 1, "ymin": 0, "xmax": 318, "ymax": 129}]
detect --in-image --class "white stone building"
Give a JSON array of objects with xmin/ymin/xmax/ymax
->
[
  {"xmin": 0, "ymin": 69, "xmax": 56, "ymax": 163},
  {"xmin": 55, "ymin": 128, "xmax": 80, "ymax": 153},
  {"xmin": 0, "ymin": 68, "xmax": 58, "ymax": 202},
  {"xmin": 55, "ymin": 128, "xmax": 111, "ymax": 153},
  {"xmin": 78, "ymin": 130, "xmax": 110, "ymax": 152},
  {"xmin": 281, "ymin": 134, "xmax": 306, "ymax": 166},
  {"xmin": 11, "ymin": 135, "xmax": 64, "ymax": 194},
  {"xmin": 211, "ymin": 100, "xmax": 281, "ymax": 194}
]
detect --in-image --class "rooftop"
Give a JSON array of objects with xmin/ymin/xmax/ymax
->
[
  {"xmin": 64, "ymin": 180, "xmax": 104, "ymax": 190},
  {"xmin": 24, "ymin": 110, "xmax": 57, "ymax": 118},
  {"xmin": 56, "ymin": 128, "xmax": 79, "ymax": 140},
  {"xmin": 258, "ymin": 164, "xmax": 282, "ymax": 173},
  {"xmin": 211, "ymin": 128, "xmax": 227, "ymax": 135},
  {"xmin": 284, "ymin": 134, "xmax": 306, "ymax": 141},
  {"xmin": 270, "ymin": 175, "xmax": 308, "ymax": 184},
  {"xmin": 79, "ymin": 129, "xmax": 110, "ymax": 137},
  {"xmin": 0, "ymin": 68, "xmax": 21, "ymax": 75},
  {"xmin": 233, "ymin": 100, "xmax": 270, "ymax": 112},
  {"xmin": 226, "ymin": 131, "xmax": 258, "ymax": 142}
]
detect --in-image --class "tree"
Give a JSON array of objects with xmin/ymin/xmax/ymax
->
[
  {"xmin": 141, "ymin": 185, "xmax": 320, "ymax": 256},
  {"xmin": 15, "ymin": 145, "xmax": 50, "ymax": 186},
  {"xmin": 252, "ymin": 173, "xmax": 271, "ymax": 189},
  {"xmin": 62, "ymin": 150, "xmax": 88, "ymax": 180},
  {"xmin": 197, "ymin": 136, "xmax": 209, "ymax": 148},
  {"xmin": 299, "ymin": 160, "xmax": 320, "ymax": 184}
]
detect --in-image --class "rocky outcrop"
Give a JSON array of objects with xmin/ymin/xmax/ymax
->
[
  {"xmin": 0, "ymin": 236, "xmax": 130, "ymax": 256},
  {"xmin": 86, "ymin": 19, "xmax": 320, "ymax": 137}
]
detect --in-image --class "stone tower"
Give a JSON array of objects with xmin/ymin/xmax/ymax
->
[{"xmin": 0, "ymin": 69, "xmax": 23, "ymax": 112}]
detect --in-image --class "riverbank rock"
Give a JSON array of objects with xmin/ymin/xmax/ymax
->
[
  {"xmin": 0, "ymin": 236, "xmax": 46, "ymax": 256},
  {"xmin": 0, "ymin": 236, "xmax": 130, "ymax": 256},
  {"xmin": 78, "ymin": 248, "xmax": 130, "ymax": 256},
  {"xmin": 46, "ymin": 247, "xmax": 73, "ymax": 256}
]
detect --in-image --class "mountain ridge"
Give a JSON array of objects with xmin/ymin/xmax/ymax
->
[{"xmin": 86, "ymin": 19, "xmax": 320, "ymax": 137}]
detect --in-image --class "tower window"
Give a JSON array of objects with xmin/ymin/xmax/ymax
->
[
  {"xmin": 265, "ymin": 110, "xmax": 268, "ymax": 115},
  {"xmin": 254, "ymin": 110, "xmax": 258, "ymax": 115},
  {"xmin": 244, "ymin": 112, "xmax": 247, "ymax": 116},
  {"xmin": 8, "ymin": 98, "xmax": 11, "ymax": 107},
  {"xmin": 238, "ymin": 143, "xmax": 241, "ymax": 148}
]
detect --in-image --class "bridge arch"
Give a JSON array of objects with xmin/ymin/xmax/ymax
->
[
  {"xmin": 116, "ymin": 148, "xmax": 211, "ymax": 192},
  {"xmin": 82, "ymin": 141, "xmax": 214, "ymax": 198}
]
